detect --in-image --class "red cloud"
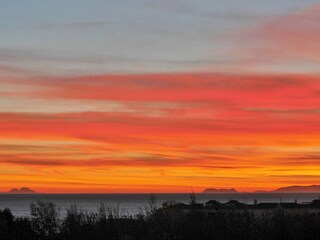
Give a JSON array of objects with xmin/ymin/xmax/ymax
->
[{"xmin": 1, "ymin": 71, "xmax": 320, "ymax": 192}]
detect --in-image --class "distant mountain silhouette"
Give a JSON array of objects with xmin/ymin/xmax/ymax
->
[
  {"xmin": 203, "ymin": 188, "xmax": 238, "ymax": 193},
  {"xmin": 273, "ymin": 185, "xmax": 320, "ymax": 193},
  {"xmin": 8, "ymin": 187, "xmax": 37, "ymax": 194},
  {"xmin": 203, "ymin": 185, "xmax": 320, "ymax": 194}
]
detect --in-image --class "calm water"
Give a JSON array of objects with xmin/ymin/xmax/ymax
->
[{"xmin": 0, "ymin": 193, "xmax": 320, "ymax": 217}]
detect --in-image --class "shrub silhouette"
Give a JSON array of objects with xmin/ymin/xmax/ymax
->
[{"xmin": 30, "ymin": 201, "xmax": 59, "ymax": 239}]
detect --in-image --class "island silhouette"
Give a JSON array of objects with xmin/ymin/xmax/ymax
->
[
  {"xmin": 2, "ymin": 185, "xmax": 320, "ymax": 194},
  {"xmin": 8, "ymin": 187, "xmax": 37, "ymax": 194},
  {"xmin": 203, "ymin": 188, "xmax": 237, "ymax": 193},
  {"xmin": 203, "ymin": 185, "xmax": 320, "ymax": 193},
  {"xmin": 272, "ymin": 185, "xmax": 320, "ymax": 193}
]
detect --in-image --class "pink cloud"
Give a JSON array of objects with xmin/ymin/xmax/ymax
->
[{"xmin": 250, "ymin": 5, "xmax": 320, "ymax": 62}]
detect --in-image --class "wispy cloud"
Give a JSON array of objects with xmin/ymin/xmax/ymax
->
[
  {"xmin": 241, "ymin": 5, "xmax": 320, "ymax": 67},
  {"xmin": 39, "ymin": 21, "xmax": 109, "ymax": 30},
  {"xmin": 1, "ymin": 2, "xmax": 320, "ymax": 192}
]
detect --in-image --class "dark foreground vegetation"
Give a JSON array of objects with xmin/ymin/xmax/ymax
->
[{"xmin": 1, "ymin": 200, "xmax": 320, "ymax": 240}]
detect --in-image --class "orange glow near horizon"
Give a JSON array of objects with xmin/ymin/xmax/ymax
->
[{"xmin": 1, "ymin": 72, "xmax": 320, "ymax": 193}]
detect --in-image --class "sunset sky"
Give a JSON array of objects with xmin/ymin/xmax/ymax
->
[{"xmin": 1, "ymin": 0, "xmax": 320, "ymax": 193}]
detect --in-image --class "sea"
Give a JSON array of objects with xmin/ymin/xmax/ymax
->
[{"xmin": 0, "ymin": 193, "xmax": 320, "ymax": 218}]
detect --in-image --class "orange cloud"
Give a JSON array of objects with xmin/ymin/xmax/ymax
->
[{"xmin": 1, "ymin": 71, "xmax": 320, "ymax": 193}]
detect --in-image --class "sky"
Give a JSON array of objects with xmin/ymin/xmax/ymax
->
[{"xmin": 0, "ymin": 0, "xmax": 320, "ymax": 193}]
